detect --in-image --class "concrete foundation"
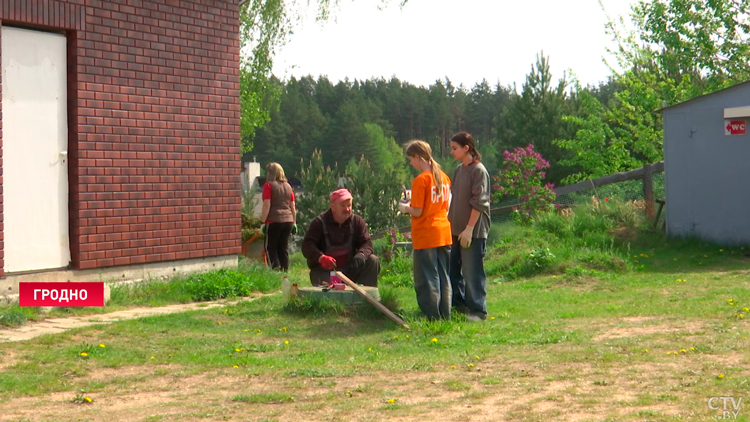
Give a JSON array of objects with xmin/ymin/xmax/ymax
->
[
  {"xmin": 0, "ymin": 255, "xmax": 238, "ymax": 304},
  {"xmin": 296, "ymin": 286, "xmax": 380, "ymax": 305}
]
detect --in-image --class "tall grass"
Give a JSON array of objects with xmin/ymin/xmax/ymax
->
[{"xmin": 486, "ymin": 199, "xmax": 645, "ymax": 281}]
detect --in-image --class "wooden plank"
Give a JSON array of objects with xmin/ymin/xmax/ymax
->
[
  {"xmin": 335, "ymin": 270, "xmax": 410, "ymax": 330},
  {"xmin": 553, "ymin": 161, "xmax": 664, "ymax": 196},
  {"xmin": 643, "ymin": 163, "xmax": 654, "ymax": 220}
]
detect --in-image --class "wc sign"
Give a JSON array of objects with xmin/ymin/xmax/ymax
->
[{"xmin": 725, "ymin": 119, "xmax": 746, "ymax": 135}]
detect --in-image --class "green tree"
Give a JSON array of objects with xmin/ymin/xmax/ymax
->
[
  {"xmin": 505, "ymin": 52, "xmax": 575, "ymax": 183},
  {"xmin": 238, "ymin": 0, "xmax": 408, "ymax": 153},
  {"xmin": 555, "ymin": 85, "xmax": 639, "ymax": 183},
  {"xmin": 296, "ymin": 150, "xmax": 341, "ymax": 234},
  {"xmin": 297, "ymin": 150, "xmax": 407, "ymax": 236},
  {"xmin": 363, "ymin": 123, "xmax": 403, "ymax": 171},
  {"xmin": 344, "ymin": 156, "xmax": 407, "ymax": 235},
  {"xmin": 557, "ymin": 0, "xmax": 750, "ymax": 178}
]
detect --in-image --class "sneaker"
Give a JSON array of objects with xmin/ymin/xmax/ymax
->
[{"xmin": 466, "ymin": 313, "xmax": 487, "ymax": 322}]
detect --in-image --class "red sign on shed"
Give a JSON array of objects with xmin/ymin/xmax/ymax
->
[{"xmin": 725, "ymin": 120, "xmax": 746, "ymax": 135}]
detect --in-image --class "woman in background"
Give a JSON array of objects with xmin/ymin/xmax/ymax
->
[
  {"xmin": 261, "ymin": 162, "xmax": 297, "ymax": 271},
  {"xmin": 448, "ymin": 132, "xmax": 491, "ymax": 321},
  {"xmin": 399, "ymin": 140, "xmax": 452, "ymax": 320}
]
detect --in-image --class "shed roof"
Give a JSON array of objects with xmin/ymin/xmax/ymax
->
[{"xmin": 658, "ymin": 80, "xmax": 750, "ymax": 113}]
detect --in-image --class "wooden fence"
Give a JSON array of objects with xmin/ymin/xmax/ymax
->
[
  {"xmin": 373, "ymin": 161, "xmax": 666, "ymax": 240},
  {"xmin": 490, "ymin": 161, "xmax": 665, "ymax": 221}
]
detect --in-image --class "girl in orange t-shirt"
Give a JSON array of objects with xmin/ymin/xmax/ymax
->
[{"xmin": 398, "ymin": 140, "xmax": 452, "ymax": 320}]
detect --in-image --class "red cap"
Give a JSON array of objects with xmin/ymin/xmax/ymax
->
[{"xmin": 330, "ymin": 188, "xmax": 353, "ymax": 202}]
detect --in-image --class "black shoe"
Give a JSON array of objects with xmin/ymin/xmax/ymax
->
[{"xmin": 454, "ymin": 305, "xmax": 469, "ymax": 315}]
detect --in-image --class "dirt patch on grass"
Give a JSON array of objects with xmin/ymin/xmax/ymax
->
[
  {"xmin": 589, "ymin": 317, "xmax": 706, "ymax": 341},
  {"xmin": 0, "ymin": 350, "xmax": 19, "ymax": 371},
  {"xmin": 1, "ymin": 357, "xmax": 699, "ymax": 422}
]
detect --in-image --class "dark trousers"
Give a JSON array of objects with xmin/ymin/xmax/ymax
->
[
  {"xmin": 449, "ymin": 236, "xmax": 487, "ymax": 317},
  {"xmin": 265, "ymin": 222, "xmax": 293, "ymax": 271},
  {"xmin": 309, "ymin": 254, "xmax": 380, "ymax": 287},
  {"xmin": 413, "ymin": 246, "xmax": 452, "ymax": 320}
]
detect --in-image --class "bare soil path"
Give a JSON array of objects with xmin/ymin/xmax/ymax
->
[{"xmin": 0, "ymin": 297, "xmax": 262, "ymax": 343}]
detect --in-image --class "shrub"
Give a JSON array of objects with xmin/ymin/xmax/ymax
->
[
  {"xmin": 182, "ymin": 269, "xmax": 258, "ymax": 301},
  {"xmin": 241, "ymin": 212, "xmax": 263, "ymax": 243},
  {"xmin": 297, "ymin": 150, "xmax": 407, "ymax": 236},
  {"xmin": 532, "ymin": 211, "xmax": 572, "ymax": 238},
  {"xmin": 493, "ymin": 144, "xmax": 556, "ymax": 223}
]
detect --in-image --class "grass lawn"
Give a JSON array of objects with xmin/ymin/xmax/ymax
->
[{"xmin": 1, "ymin": 208, "xmax": 749, "ymax": 421}]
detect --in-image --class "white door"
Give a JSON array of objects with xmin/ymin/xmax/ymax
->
[{"xmin": 2, "ymin": 26, "xmax": 70, "ymax": 273}]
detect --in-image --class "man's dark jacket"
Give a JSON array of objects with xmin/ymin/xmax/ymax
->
[{"xmin": 301, "ymin": 209, "xmax": 374, "ymax": 269}]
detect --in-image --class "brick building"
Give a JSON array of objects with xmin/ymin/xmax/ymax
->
[{"xmin": 0, "ymin": 0, "xmax": 241, "ymax": 291}]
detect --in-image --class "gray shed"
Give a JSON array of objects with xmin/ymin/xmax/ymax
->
[{"xmin": 662, "ymin": 81, "xmax": 750, "ymax": 245}]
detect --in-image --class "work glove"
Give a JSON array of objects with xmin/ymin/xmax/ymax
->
[
  {"xmin": 458, "ymin": 225, "xmax": 474, "ymax": 248},
  {"xmin": 319, "ymin": 254, "xmax": 337, "ymax": 270},
  {"xmin": 261, "ymin": 224, "xmax": 267, "ymax": 236},
  {"xmin": 291, "ymin": 224, "xmax": 298, "ymax": 235},
  {"xmin": 350, "ymin": 253, "xmax": 366, "ymax": 271},
  {"xmin": 397, "ymin": 202, "xmax": 409, "ymax": 214}
]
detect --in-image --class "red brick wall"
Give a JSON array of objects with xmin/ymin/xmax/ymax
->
[{"xmin": 0, "ymin": 0, "xmax": 241, "ymax": 274}]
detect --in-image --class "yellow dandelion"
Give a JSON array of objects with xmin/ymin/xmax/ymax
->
[
  {"xmin": 244, "ymin": 329, "xmax": 249, "ymax": 332},
  {"xmin": 233, "ymin": 364, "xmax": 239, "ymax": 368},
  {"xmin": 99, "ymin": 344, "xmax": 106, "ymax": 348},
  {"xmin": 217, "ymin": 321, "xmax": 222, "ymax": 325},
  {"xmin": 718, "ymin": 374, "xmax": 725, "ymax": 379},
  {"xmin": 235, "ymin": 348, "xmax": 241, "ymax": 352},
  {"xmin": 690, "ymin": 347, "xmax": 695, "ymax": 351},
  {"xmin": 644, "ymin": 349, "xmax": 648, "ymax": 353},
  {"xmin": 680, "ymin": 349, "xmax": 686, "ymax": 353},
  {"xmin": 150, "ymin": 356, "xmax": 155, "ymax": 359},
  {"xmin": 490, "ymin": 316, "xmax": 495, "ymax": 320},
  {"xmin": 368, "ymin": 348, "xmax": 372, "ymax": 352},
  {"xmin": 406, "ymin": 335, "xmax": 410, "ymax": 339},
  {"xmin": 431, "ymin": 338, "xmax": 438, "ymax": 343},
  {"xmin": 740, "ymin": 314, "xmax": 745, "ymax": 319},
  {"xmin": 281, "ymin": 327, "xmax": 287, "ymax": 332},
  {"xmin": 80, "ymin": 352, "xmax": 88, "ymax": 356},
  {"xmin": 85, "ymin": 397, "xmax": 92, "ymax": 403},
  {"xmin": 744, "ymin": 307, "xmax": 749, "ymax": 312},
  {"xmin": 469, "ymin": 363, "xmax": 474, "ymax": 368},
  {"xmin": 386, "ymin": 399, "xmax": 395, "ymax": 404},
  {"xmin": 475, "ymin": 355, "xmax": 480, "ymax": 360},
  {"xmin": 284, "ymin": 340, "xmax": 289, "ymax": 345},
  {"xmin": 450, "ymin": 365, "xmax": 456, "ymax": 369}
]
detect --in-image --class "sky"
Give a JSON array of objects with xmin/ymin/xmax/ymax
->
[{"xmin": 271, "ymin": 0, "xmax": 638, "ymax": 89}]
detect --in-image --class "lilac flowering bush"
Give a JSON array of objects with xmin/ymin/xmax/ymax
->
[
  {"xmin": 388, "ymin": 228, "xmax": 412, "ymax": 245},
  {"xmin": 493, "ymin": 144, "xmax": 556, "ymax": 223}
]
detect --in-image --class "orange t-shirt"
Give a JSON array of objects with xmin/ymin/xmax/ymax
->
[{"xmin": 410, "ymin": 170, "xmax": 452, "ymax": 250}]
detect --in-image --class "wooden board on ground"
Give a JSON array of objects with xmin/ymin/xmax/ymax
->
[{"xmin": 335, "ymin": 270, "xmax": 410, "ymax": 330}]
